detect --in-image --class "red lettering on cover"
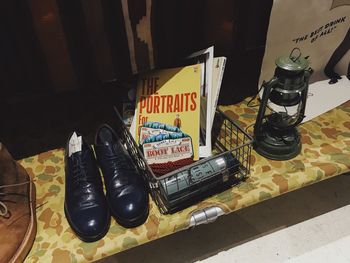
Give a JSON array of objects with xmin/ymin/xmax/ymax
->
[
  {"xmin": 160, "ymin": 95, "xmax": 167, "ymax": 113},
  {"xmin": 153, "ymin": 96, "xmax": 160, "ymax": 113},
  {"xmin": 180, "ymin": 93, "xmax": 184, "ymax": 112},
  {"xmin": 167, "ymin": 95, "xmax": 173, "ymax": 112},
  {"xmin": 190, "ymin": 92, "xmax": 197, "ymax": 111},
  {"xmin": 146, "ymin": 148, "xmax": 168, "ymax": 157},
  {"xmin": 142, "ymin": 77, "xmax": 159, "ymax": 95},
  {"xmin": 171, "ymin": 145, "xmax": 190, "ymax": 154},
  {"xmin": 140, "ymin": 91, "xmax": 197, "ymax": 114},
  {"xmin": 174, "ymin": 94, "xmax": 180, "ymax": 112},
  {"xmin": 184, "ymin": 93, "xmax": 190, "ymax": 111},
  {"xmin": 146, "ymin": 96, "xmax": 153, "ymax": 113},
  {"xmin": 154, "ymin": 77, "xmax": 159, "ymax": 93},
  {"xmin": 138, "ymin": 115, "xmax": 148, "ymax": 125},
  {"xmin": 139, "ymin": 96, "xmax": 147, "ymax": 114}
]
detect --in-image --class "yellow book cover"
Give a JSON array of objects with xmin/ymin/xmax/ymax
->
[{"xmin": 135, "ymin": 64, "xmax": 201, "ymax": 160}]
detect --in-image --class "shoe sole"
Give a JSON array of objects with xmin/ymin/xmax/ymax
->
[
  {"xmin": 10, "ymin": 180, "xmax": 37, "ymax": 263},
  {"xmin": 64, "ymin": 204, "xmax": 111, "ymax": 242}
]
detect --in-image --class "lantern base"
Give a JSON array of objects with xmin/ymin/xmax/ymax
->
[{"xmin": 253, "ymin": 125, "xmax": 301, "ymax": 161}]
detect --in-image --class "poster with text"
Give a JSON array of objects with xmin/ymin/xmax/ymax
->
[{"xmin": 260, "ymin": 0, "xmax": 350, "ymax": 85}]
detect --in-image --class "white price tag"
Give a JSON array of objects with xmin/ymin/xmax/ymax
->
[{"xmin": 68, "ymin": 132, "xmax": 82, "ymax": 157}]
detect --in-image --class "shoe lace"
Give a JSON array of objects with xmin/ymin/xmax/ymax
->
[
  {"xmin": 71, "ymin": 155, "xmax": 91, "ymax": 188},
  {"xmin": 107, "ymin": 154, "xmax": 129, "ymax": 171},
  {"xmin": 104, "ymin": 150, "xmax": 135, "ymax": 185},
  {"xmin": 0, "ymin": 181, "xmax": 30, "ymax": 218}
]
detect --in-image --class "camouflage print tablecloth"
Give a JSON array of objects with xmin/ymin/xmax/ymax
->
[{"xmin": 21, "ymin": 99, "xmax": 350, "ymax": 262}]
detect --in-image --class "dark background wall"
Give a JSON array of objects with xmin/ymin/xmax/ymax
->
[
  {"xmin": 0, "ymin": 0, "xmax": 272, "ymax": 159},
  {"xmin": 155, "ymin": 0, "xmax": 273, "ymax": 104}
]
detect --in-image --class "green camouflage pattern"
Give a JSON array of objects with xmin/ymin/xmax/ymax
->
[{"xmin": 21, "ymin": 98, "xmax": 350, "ymax": 262}]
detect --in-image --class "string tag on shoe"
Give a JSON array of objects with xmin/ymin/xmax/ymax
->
[{"xmin": 69, "ymin": 132, "xmax": 82, "ymax": 157}]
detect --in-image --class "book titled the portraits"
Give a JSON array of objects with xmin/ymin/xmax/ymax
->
[{"xmin": 135, "ymin": 64, "xmax": 201, "ymax": 160}]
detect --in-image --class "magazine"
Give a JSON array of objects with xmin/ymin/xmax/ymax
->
[
  {"xmin": 211, "ymin": 57, "xmax": 226, "ymax": 126},
  {"xmin": 129, "ymin": 47, "xmax": 226, "ymax": 159},
  {"xmin": 134, "ymin": 64, "xmax": 201, "ymax": 160},
  {"xmin": 185, "ymin": 46, "xmax": 214, "ymax": 158}
]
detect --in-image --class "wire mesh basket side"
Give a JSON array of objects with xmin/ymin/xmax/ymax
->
[{"xmin": 213, "ymin": 109, "xmax": 253, "ymax": 180}]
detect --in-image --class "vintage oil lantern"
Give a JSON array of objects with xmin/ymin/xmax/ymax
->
[{"xmin": 253, "ymin": 49, "xmax": 313, "ymax": 160}]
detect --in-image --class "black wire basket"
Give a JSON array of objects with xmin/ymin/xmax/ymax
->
[{"xmin": 113, "ymin": 107, "xmax": 253, "ymax": 214}]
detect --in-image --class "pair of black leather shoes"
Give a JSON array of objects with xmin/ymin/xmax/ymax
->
[{"xmin": 64, "ymin": 124, "xmax": 149, "ymax": 242}]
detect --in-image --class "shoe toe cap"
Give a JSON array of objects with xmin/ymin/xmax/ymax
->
[
  {"xmin": 68, "ymin": 205, "xmax": 110, "ymax": 241},
  {"xmin": 110, "ymin": 184, "xmax": 148, "ymax": 222}
]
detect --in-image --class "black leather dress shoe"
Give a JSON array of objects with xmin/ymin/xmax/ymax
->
[
  {"xmin": 94, "ymin": 124, "xmax": 149, "ymax": 228},
  {"xmin": 64, "ymin": 132, "xmax": 110, "ymax": 242}
]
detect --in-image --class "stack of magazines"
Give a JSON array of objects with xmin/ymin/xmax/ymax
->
[{"xmin": 123, "ymin": 46, "xmax": 227, "ymax": 172}]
